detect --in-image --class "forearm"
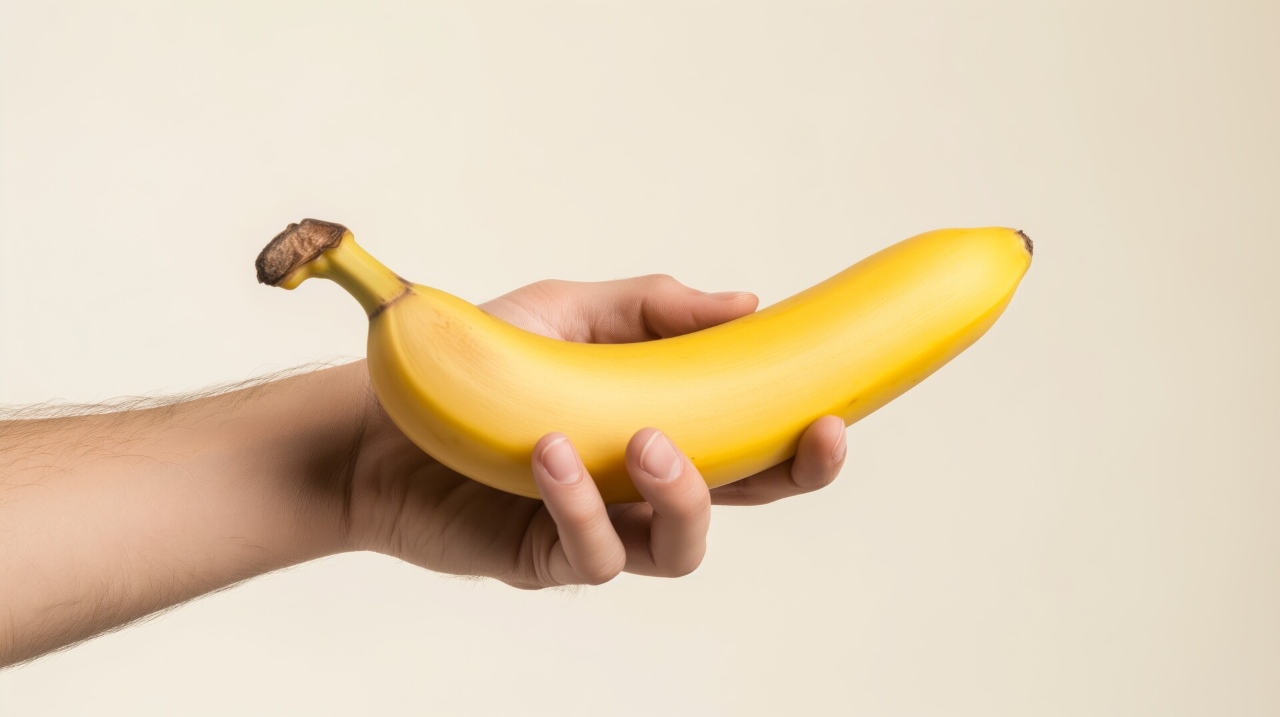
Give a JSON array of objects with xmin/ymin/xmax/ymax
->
[{"xmin": 0, "ymin": 362, "xmax": 368, "ymax": 667}]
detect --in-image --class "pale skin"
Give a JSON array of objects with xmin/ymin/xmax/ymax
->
[{"xmin": 0, "ymin": 274, "xmax": 847, "ymax": 668}]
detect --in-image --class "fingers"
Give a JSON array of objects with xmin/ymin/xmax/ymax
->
[
  {"xmin": 546, "ymin": 274, "xmax": 760, "ymax": 343},
  {"xmin": 531, "ymin": 418, "xmax": 826, "ymax": 587},
  {"xmin": 632, "ymin": 275, "xmax": 758, "ymax": 340},
  {"xmin": 611, "ymin": 428, "xmax": 712, "ymax": 577},
  {"xmin": 530, "ymin": 433, "xmax": 627, "ymax": 586},
  {"xmin": 528, "ymin": 429, "xmax": 713, "ymax": 586},
  {"xmin": 710, "ymin": 415, "xmax": 847, "ymax": 506}
]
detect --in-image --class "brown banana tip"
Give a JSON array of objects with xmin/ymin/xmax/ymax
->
[
  {"xmin": 255, "ymin": 218, "xmax": 349, "ymax": 285},
  {"xmin": 1016, "ymin": 229, "xmax": 1033, "ymax": 257}
]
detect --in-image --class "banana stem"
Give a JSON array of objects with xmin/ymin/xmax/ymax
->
[
  {"xmin": 311, "ymin": 239, "xmax": 412, "ymax": 318},
  {"xmin": 256, "ymin": 218, "xmax": 411, "ymax": 318}
]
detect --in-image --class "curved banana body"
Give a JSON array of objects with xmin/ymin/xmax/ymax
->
[{"xmin": 258, "ymin": 222, "xmax": 1031, "ymax": 503}]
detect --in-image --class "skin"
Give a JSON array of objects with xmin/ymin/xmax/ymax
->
[{"xmin": 0, "ymin": 274, "xmax": 846, "ymax": 668}]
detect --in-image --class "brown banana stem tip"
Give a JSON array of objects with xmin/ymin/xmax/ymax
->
[
  {"xmin": 255, "ymin": 218, "xmax": 349, "ymax": 286},
  {"xmin": 1016, "ymin": 229, "xmax": 1033, "ymax": 257}
]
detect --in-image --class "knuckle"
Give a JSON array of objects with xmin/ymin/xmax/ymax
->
[
  {"xmin": 579, "ymin": 553, "xmax": 625, "ymax": 586},
  {"xmin": 643, "ymin": 272, "xmax": 679, "ymax": 288},
  {"xmin": 505, "ymin": 577, "xmax": 544, "ymax": 591},
  {"xmin": 794, "ymin": 466, "xmax": 839, "ymax": 492},
  {"xmin": 664, "ymin": 550, "xmax": 705, "ymax": 578},
  {"xmin": 579, "ymin": 570, "xmax": 613, "ymax": 587},
  {"xmin": 529, "ymin": 278, "xmax": 570, "ymax": 298},
  {"xmin": 530, "ymin": 540, "xmax": 561, "ymax": 589}
]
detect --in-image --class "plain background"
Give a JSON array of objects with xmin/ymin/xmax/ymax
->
[{"xmin": 1, "ymin": 1, "xmax": 1277, "ymax": 714}]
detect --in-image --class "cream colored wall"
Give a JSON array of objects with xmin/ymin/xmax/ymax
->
[{"xmin": 1, "ymin": 1, "xmax": 1277, "ymax": 715}]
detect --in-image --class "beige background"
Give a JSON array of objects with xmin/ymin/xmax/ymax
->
[{"xmin": 2, "ymin": 1, "xmax": 1278, "ymax": 714}]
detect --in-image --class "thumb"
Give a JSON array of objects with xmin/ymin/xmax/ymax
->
[
  {"xmin": 658, "ymin": 286, "xmax": 760, "ymax": 338},
  {"xmin": 584, "ymin": 274, "xmax": 759, "ymax": 342}
]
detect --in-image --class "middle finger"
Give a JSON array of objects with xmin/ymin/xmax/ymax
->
[{"xmin": 620, "ymin": 428, "xmax": 712, "ymax": 577}]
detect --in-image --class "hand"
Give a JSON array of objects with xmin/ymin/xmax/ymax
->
[{"xmin": 343, "ymin": 274, "xmax": 848, "ymax": 588}]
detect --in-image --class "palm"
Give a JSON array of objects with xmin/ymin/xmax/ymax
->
[
  {"xmin": 373, "ymin": 458, "xmax": 549, "ymax": 587},
  {"xmin": 349, "ymin": 276, "xmax": 847, "ymax": 588}
]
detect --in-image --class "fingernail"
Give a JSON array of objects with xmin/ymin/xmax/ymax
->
[
  {"xmin": 639, "ymin": 431, "xmax": 682, "ymax": 481},
  {"xmin": 540, "ymin": 437, "xmax": 581, "ymax": 484},
  {"xmin": 832, "ymin": 429, "xmax": 847, "ymax": 463},
  {"xmin": 706, "ymin": 291, "xmax": 752, "ymax": 300}
]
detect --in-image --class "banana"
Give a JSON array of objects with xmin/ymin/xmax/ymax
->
[{"xmin": 256, "ymin": 221, "xmax": 1032, "ymax": 503}]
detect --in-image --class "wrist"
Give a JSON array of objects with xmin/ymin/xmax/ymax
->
[
  {"xmin": 324, "ymin": 362, "xmax": 442, "ymax": 557},
  {"xmin": 264, "ymin": 360, "xmax": 377, "ymax": 558},
  {"xmin": 192, "ymin": 360, "xmax": 376, "ymax": 561}
]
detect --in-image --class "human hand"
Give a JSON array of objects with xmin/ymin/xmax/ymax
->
[
  {"xmin": 0, "ymin": 272, "xmax": 846, "ymax": 666},
  {"xmin": 343, "ymin": 274, "xmax": 848, "ymax": 588}
]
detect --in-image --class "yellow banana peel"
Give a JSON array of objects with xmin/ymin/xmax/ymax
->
[{"xmin": 256, "ymin": 221, "xmax": 1031, "ymax": 503}]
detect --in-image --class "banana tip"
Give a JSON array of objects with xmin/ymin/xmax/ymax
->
[{"xmin": 1016, "ymin": 229, "xmax": 1033, "ymax": 257}]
